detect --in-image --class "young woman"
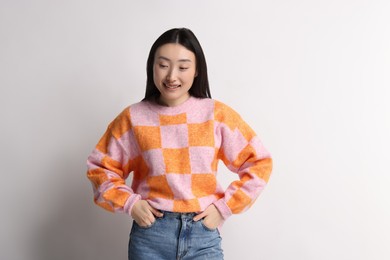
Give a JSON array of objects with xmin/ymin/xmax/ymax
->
[{"xmin": 87, "ymin": 28, "xmax": 272, "ymax": 260}]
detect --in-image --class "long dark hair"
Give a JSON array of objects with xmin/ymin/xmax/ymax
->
[{"xmin": 143, "ymin": 28, "xmax": 211, "ymax": 101}]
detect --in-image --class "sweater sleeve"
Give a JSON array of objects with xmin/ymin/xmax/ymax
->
[
  {"xmin": 86, "ymin": 107, "xmax": 141, "ymax": 215},
  {"xmin": 213, "ymin": 101, "xmax": 273, "ymax": 220}
]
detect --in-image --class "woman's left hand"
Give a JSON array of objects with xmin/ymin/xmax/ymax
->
[{"xmin": 193, "ymin": 204, "xmax": 224, "ymax": 230}]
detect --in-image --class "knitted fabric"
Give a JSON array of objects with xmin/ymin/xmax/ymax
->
[{"xmin": 87, "ymin": 96, "xmax": 272, "ymax": 219}]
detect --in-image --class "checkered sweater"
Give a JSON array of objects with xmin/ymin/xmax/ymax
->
[{"xmin": 87, "ymin": 96, "xmax": 272, "ymax": 220}]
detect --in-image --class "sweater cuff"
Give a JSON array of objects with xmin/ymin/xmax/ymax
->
[
  {"xmin": 124, "ymin": 193, "xmax": 142, "ymax": 216},
  {"xmin": 213, "ymin": 199, "xmax": 232, "ymax": 220}
]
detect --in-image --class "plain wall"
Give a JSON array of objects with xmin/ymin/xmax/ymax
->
[{"xmin": 1, "ymin": 0, "xmax": 389, "ymax": 259}]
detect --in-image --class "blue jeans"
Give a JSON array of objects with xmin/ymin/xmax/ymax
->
[{"xmin": 128, "ymin": 211, "xmax": 224, "ymax": 260}]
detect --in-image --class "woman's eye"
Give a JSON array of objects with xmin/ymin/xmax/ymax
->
[
  {"xmin": 179, "ymin": 67, "xmax": 189, "ymax": 70},
  {"xmin": 159, "ymin": 64, "xmax": 168, "ymax": 68}
]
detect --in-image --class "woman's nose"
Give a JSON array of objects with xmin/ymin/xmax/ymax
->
[{"xmin": 166, "ymin": 69, "xmax": 177, "ymax": 82}]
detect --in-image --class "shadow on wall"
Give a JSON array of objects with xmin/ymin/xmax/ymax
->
[{"xmin": 30, "ymin": 149, "xmax": 133, "ymax": 260}]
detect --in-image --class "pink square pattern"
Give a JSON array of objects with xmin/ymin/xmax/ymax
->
[{"xmin": 160, "ymin": 124, "xmax": 189, "ymax": 148}]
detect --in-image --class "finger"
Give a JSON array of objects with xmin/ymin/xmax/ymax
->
[
  {"xmin": 148, "ymin": 214, "xmax": 156, "ymax": 224},
  {"xmin": 143, "ymin": 220, "xmax": 153, "ymax": 227},
  {"xmin": 139, "ymin": 212, "xmax": 154, "ymax": 226},
  {"xmin": 137, "ymin": 217, "xmax": 151, "ymax": 227},
  {"xmin": 147, "ymin": 204, "xmax": 163, "ymax": 218},
  {"xmin": 193, "ymin": 211, "xmax": 206, "ymax": 221},
  {"xmin": 144, "ymin": 208, "xmax": 156, "ymax": 222},
  {"xmin": 149, "ymin": 206, "xmax": 163, "ymax": 217}
]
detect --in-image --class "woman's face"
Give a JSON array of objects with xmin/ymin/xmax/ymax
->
[{"xmin": 153, "ymin": 43, "xmax": 197, "ymax": 107}]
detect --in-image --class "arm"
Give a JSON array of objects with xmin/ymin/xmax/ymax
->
[
  {"xmin": 86, "ymin": 107, "xmax": 141, "ymax": 215},
  {"xmin": 213, "ymin": 101, "xmax": 273, "ymax": 220}
]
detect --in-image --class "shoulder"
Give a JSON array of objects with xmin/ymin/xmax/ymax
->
[
  {"xmin": 191, "ymin": 97, "xmax": 215, "ymax": 111},
  {"xmin": 213, "ymin": 99, "xmax": 242, "ymax": 123},
  {"xmin": 109, "ymin": 100, "xmax": 146, "ymax": 126},
  {"xmin": 213, "ymin": 99, "xmax": 257, "ymax": 139},
  {"xmin": 128, "ymin": 100, "xmax": 149, "ymax": 111}
]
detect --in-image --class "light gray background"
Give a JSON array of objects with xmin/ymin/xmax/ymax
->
[{"xmin": 1, "ymin": 0, "xmax": 389, "ymax": 259}]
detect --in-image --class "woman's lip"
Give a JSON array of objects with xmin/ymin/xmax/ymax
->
[{"xmin": 163, "ymin": 83, "xmax": 181, "ymax": 88}]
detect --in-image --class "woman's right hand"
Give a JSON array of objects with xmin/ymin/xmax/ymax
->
[{"xmin": 131, "ymin": 200, "xmax": 163, "ymax": 227}]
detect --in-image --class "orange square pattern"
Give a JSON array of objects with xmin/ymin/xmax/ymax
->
[
  {"xmin": 87, "ymin": 168, "xmax": 109, "ymax": 189},
  {"xmin": 249, "ymin": 157, "xmax": 273, "ymax": 183},
  {"xmin": 217, "ymin": 147, "xmax": 231, "ymax": 167},
  {"xmin": 133, "ymin": 126, "xmax": 162, "ymax": 151},
  {"xmin": 191, "ymin": 174, "xmax": 217, "ymax": 197},
  {"xmin": 232, "ymin": 144, "xmax": 257, "ymax": 169},
  {"xmin": 97, "ymin": 107, "xmax": 133, "ymax": 154},
  {"xmin": 227, "ymin": 189, "xmax": 252, "ymax": 214},
  {"xmin": 230, "ymin": 173, "xmax": 252, "ymax": 190},
  {"xmin": 101, "ymin": 156, "xmax": 123, "ymax": 176},
  {"xmin": 103, "ymin": 187, "xmax": 131, "ymax": 208},
  {"xmin": 96, "ymin": 132, "xmax": 111, "ymax": 154},
  {"xmin": 160, "ymin": 113, "xmax": 187, "ymax": 125},
  {"xmin": 147, "ymin": 175, "xmax": 174, "ymax": 200},
  {"xmin": 214, "ymin": 101, "xmax": 241, "ymax": 131},
  {"xmin": 188, "ymin": 120, "xmax": 215, "ymax": 147},
  {"xmin": 173, "ymin": 199, "xmax": 201, "ymax": 212},
  {"xmin": 163, "ymin": 148, "xmax": 191, "ymax": 173},
  {"xmin": 128, "ymin": 155, "xmax": 149, "ymax": 181},
  {"xmin": 111, "ymin": 107, "xmax": 132, "ymax": 139},
  {"xmin": 238, "ymin": 122, "xmax": 256, "ymax": 142}
]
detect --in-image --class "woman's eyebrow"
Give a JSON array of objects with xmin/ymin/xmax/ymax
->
[{"xmin": 157, "ymin": 56, "xmax": 193, "ymax": 62}]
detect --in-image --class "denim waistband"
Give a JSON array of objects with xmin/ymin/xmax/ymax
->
[{"xmin": 160, "ymin": 210, "xmax": 198, "ymax": 219}]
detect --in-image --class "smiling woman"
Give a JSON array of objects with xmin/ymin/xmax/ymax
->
[
  {"xmin": 153, "ymin": 43, "xmax": 197, "ymax": 107},
  {"xmin": 144, "ymin": 28, "xmax": 211, "ymax": 102},
  {"xmin": 86, "ymin": 28, "xmax": 273, "ymax": 260}
]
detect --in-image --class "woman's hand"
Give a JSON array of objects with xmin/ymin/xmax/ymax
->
[
  {"xmin": 193, "ymin": 204, "xmax": 224, "ymax": 230},
  {"xmin": 131, "ymin": 200, "xmax": 163, "ymax": 227}
]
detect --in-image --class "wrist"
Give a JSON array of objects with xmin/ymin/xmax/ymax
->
[
  {"xmin": 125, "ymin": 194, "xmax": 142, "ymax": 216},
  {"xmin": 213, "ymin": 199, "xmax": 232, "ymax": 220}
]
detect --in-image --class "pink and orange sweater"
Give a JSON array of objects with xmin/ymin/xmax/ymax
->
[{"xmin": 86, "ymin": 96, "xmax": 272, "ymax": 220}]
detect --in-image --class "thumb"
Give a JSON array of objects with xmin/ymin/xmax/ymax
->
[{"xmin": 193, "ymin": 211, "xmax": 206, "ymax": 221}]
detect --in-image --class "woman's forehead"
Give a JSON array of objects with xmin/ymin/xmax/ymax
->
[{"xmin": 155, "ymin": 43, "xmax": 195, "ymax": 62}]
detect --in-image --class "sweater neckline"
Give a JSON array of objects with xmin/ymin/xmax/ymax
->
[{"xmin": 146, "ymin": 96, "xmax": 197, "ymax": 115}]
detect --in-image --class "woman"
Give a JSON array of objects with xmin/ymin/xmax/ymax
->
[{"xmin": 87, "ymin": 28, "xmax": 272, "ymax": 260}]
